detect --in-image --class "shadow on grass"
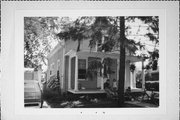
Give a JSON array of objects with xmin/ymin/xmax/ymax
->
[{"xmin": 42, "ymin": 85, "xmax": 159, "ymax": 108}]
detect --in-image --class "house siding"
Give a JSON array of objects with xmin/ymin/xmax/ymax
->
[
  {"xmin": 47, "ymin": 46, "xmax": 64, "ymax": 92},
  {"xmin": 47, "ymin": 39, "xmax": 94, "ymax": 92},
  {"xmin": 65, "ymin": 39, "xmax": 96, "ymax": 54},
  {"xmin": 47, "ymin": 38, "xmax": 135, "ymax": 93}
]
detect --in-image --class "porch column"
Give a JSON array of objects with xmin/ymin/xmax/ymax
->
[
  {"xmin": 125, "ymin": 61, "xmax": 130, "ymax": 89},
  {"xmin": 130, "ymin": 70, "xmax": 136, "ymax": 89},
  {"xmin": 74, "ymin": 56, "xmax": 78, "ymax": 91},
  {"xmin": 142, "ymin": 60, "xmax": 145, "ymax": 89},
  {"xmin": 61, "ymin": 45, "xmax": 65, "ymax": 90},
  {"xmin": 117, "ymin": 59, "xmax": 119, "ymax": 87},
  {"xmin": 68, "ymin": 57, "xmax": 71, "ymax": 90},
  {"xmin": 130, "ymin": 71, "xmax": 133, "ymax": 88},
  {"xmin": 100, "ymin": 59, "xmax": 104, "ymax": 90},
  {"xmin": 133, "ymin": 70, "xmax": 136, "ymax": 88}
]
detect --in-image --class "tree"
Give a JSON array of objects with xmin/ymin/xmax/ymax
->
[
  {"xmin": 130, "ymin": 17, "xmax": 159, "ymax": 70},
  {"xmin": 88, "ymin": 17, "xmax": 145, "ymax": 106},
  {"xmin": 57, "ymin": 17, "xmax": 93, "ymax": 52},
  {"xmin": 147, "ymin": 49, "xmax": 159, "ymax": 70},
  {"xmin": 24, "ymin": 17, "xmax": 59, "ymax": 68},
  {"xmin": 118, "ymin": 17, "xmax": 126, "ymax": 106}
]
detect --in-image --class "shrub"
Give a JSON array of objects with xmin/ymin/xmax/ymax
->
[{"xmin": 42, "ymin": 86, "xmax": 63, "ymax": 103}]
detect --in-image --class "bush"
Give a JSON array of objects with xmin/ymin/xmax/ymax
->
[{"xmin": 42, "ymin": 87, "xmax": 63, "ymax": 103}]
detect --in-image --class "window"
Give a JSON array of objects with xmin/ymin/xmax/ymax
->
[
  {"xmin": 50, "ymin": 63, "xmax": 54, "ymax": 76},
  {"xmin": 78, "ymin": 59, "xmax": 86, "ymax": 79},
  {"xmin": 97, "ymin": 37, "xmax": 102, "ymax": 52},
  {"xmin": 97, "ymin": 36, "xmax": 108, "ymax": 52}
]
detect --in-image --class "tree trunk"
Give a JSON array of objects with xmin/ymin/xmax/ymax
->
[
  {"xmin": 77, "ymin": 39, "xmax": 81, "ymax": 52},
  {"xmin": 118, "ymin": 16, "xmax": 126, "ymax": 106}
]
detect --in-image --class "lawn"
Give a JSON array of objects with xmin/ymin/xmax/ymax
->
[
  {"xmin": 42, "ymin": 88, "xmax": 158, "ymax": 108},
  {"xmin": 43, "ymin": 92, "xmax": 145, "ymax": 108}
]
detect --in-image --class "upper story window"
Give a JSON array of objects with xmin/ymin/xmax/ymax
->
[
  {"xmin": 97, "ymin": 36, "xmax": 108, "ymax": 52},
  {"xmin": 78, "ymin": 59, "xmax": 86, "ymax": 80}
]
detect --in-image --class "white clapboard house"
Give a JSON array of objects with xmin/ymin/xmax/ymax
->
[{"xmin": 47, "ymin": 37, "xmax": 145, "ymax": 95}]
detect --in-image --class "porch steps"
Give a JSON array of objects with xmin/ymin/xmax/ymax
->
[{"xmin": 67, "ymin": 89, "xmax": 107, "ymax": 99}]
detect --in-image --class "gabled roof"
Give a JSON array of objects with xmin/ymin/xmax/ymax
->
[{"xmin": 65, "ymin": 50, "xmax": 77, "ymax": 57}]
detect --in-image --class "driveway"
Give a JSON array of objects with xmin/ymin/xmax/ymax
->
[{"xmin": 25, "ymin": 101, "xmax": 50, "ymax": 108}]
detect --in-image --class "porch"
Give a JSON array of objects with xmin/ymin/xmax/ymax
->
[{"xmin": 64, "ymin": 50, "xmax": 144, "ymax": 94}]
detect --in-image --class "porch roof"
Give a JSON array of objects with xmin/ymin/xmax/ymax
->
[
  {"xmin": 65, "ymin": 50, "xmax": 143, "ymax": 62},
  {"xmin": 77, "ymin": 51, "xmax": 143, "ymax": 62},
  {"xmin": 65, "ymin": 50, "xmax": 77, "ymax": 57}
]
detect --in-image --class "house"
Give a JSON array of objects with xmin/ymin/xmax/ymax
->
[{"xmin": 47, "ymin": 37, "xmax": 145, "ymax": 95}]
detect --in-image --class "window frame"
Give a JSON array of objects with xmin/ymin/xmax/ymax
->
[{"xmin": 49, "ymin": 63, "xmax": 55, "ymax": 77}]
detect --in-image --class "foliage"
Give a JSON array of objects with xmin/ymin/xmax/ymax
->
[
  {"xmin": 24, "ymin": 17, "xmax": 59, "ymax": 68},
  {"xmin": 24, "ymin": 16, "xmax": 159, "ymax": 69},
  {"xmin": 128, "ymin": 16, "xmax": 159, "ymax": 69},
  {"xmin": 42, "ymin": 74, "xmax": 61, "ymax": 102},
  {"xmin": 103, "ymin": 57, "xmax": 115, "ymax": 76},
  {"xmin": 47, "ymin": 75, "xmax": 60, "ymax": 90},
  {"xmin": 86, "ymin": 59, "xmax": 102, "ymax": 80},
  {"xmin": 145, "ymin": 64, "xmax": 151, "ymax": 70},
  {"xmin": 42, "ymin": 86, "xmax": 63, "ymax": 103},
  {"xmin": 147, "ymin": 49, "xmax": 159, "ymax": 70},
  {"xmin": 130, "ymin": 64, "xmax": 136, "ymax": 72},
  {"xmin": 57, "ymin": 17, "xmax": 93, "ymax": 51},
  {"xmin": 127, "ymin": 16, "xmax": 159, "ymax": 43}
]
